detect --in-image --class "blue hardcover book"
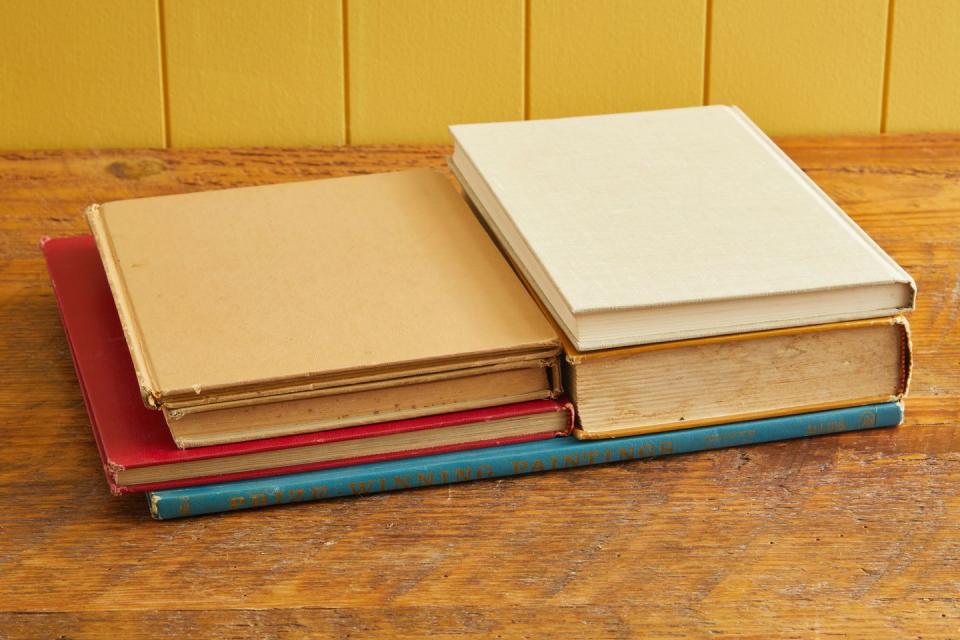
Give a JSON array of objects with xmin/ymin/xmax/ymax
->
[{"xmin": 149, "ymin": 402, "xmax": 903, "ymax": 519}]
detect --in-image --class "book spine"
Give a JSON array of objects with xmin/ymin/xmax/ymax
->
[{"xmin": 149, "ymin": 402, "xmax": 903, "ymax": 519}]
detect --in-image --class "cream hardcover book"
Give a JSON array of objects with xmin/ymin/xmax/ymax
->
[
  {"xmin": 86, "ymin": 169, "xmax": 561, "ymax": 447},
  {"xmin": 449, "ymin": 106, "xmax": 916, "ymax": 351}
]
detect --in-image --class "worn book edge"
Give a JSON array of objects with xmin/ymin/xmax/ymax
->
[
  {"xmin": 85, "ymin": 204, "xmax": 159, "ymax": 408},
  {"xmin": 571, "ymin": 317, "xmax": 912, "ymax": 440},
  {"xmin": 169, "ymin": 387, "xmax": 557, "ymax": 449},
  {"xmin": 563, "ymin": 316, "xmax": 908, "ymax": 363},
  {"xmin": 161, "ymin": 351, "xmax": 560, "ymax": 413}
]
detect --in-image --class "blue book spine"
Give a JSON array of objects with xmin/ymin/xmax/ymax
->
[{"xmin": 149, "ymin": 402, "xmax": 903, "ymax": 519}]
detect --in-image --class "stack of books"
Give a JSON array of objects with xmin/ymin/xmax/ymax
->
[{"xmin": 43, "ymin": 106, "xmax": 914, "ymax": 519}]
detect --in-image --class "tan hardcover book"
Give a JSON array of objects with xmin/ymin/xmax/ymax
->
[
  {"xmin": 564, "ymin": 317, "xmax": 911, "ymax": 439},
  {"xmin": 86, "ymin": 169, "xmax": 561, "ymax": 447}
]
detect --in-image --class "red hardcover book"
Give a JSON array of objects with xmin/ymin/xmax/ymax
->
[{"xmin": 43, "ymin": 235, "xmax": 573, "ymax": 494}]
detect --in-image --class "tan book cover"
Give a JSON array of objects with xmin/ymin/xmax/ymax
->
[{"xmin": 86, "ymin": 169, "xmax": 560, "ymax": 416}]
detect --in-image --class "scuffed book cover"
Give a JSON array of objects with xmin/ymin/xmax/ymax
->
[
  {"xmin": 42, "ymin": 235, "xmax": 572, "ymax": 494},
  {"xmin": 83, "ymin": 169, "xmax": 560, "ymax": 410},
  {"xmin": 150, "ymin": 402, "xmax": 904, "ymax": 519}
]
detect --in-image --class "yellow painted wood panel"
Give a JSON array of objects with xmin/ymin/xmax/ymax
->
[
  {"xmin": 163, "ymin": 0, "xmax": 344, "ymax": 147},
  {"xmin": 885, "ymin": 0, "xmax": 960, "ymax": 132},
  {"xmin": 529, "ymin": 0, "xmax": 706, "ymax": 119},
  {"xmin": 348, "ymin": 0, "xmax": 523, "ymax": 144},
  {"xmin": 0, "ymin": 0, "xmax": 164, "ymax": 150},
  {"xmin": 709, "ymin": 0, "xmax": 889, "ymax": 135}
]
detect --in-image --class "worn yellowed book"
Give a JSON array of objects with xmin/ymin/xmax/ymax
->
[
  {"xmin": 86, "ymin": 169, "xmax": 560, "ymax": 447},
  {"xmin": 564, "ymin": 317, "xmax": 911, "ymax": 439}
]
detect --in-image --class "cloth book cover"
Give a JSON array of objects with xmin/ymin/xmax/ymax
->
[
  {"xmin": 84, "ymin": 168, "xmax": 560, "ymax": 446},
  {"xmin": 149, "ymin": 402, "xmax": 904, "ymax": 519},
  {"xmin": 449, "ymin": 106, "xmax": 915, "ymax": 351},
  {"xmin": 42, "ymin": 234, "xmax": 573, "ymax": 494}
]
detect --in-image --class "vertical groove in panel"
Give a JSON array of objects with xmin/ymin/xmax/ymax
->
[
  {"xmin": 703, "ymin": 0, "xmax": 713, "ymax": 104},
  {"xmin": 342, "ymin": 0, "xmax": 351, "ymax": 143},
  {"xmin": 880, "ymin": 0, "xmax": 895, "ymax": 132},
  {"xmin": 886, "ymin": 0, "xmax": 960, "ymax": 132},
  {"xmin": 157, "ymin": 0, "xmax": 171, "ymax": 148},
  {"xmin": 524, "ymin": 0, "xmax": 531, "ymax": 120}
]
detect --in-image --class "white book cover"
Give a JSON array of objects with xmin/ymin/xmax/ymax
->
[{"xmin": 449, "ymin": 106, "xmax": 915, "ymax": 351}]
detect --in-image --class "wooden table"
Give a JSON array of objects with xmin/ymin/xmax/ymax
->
[{"xmin": 1, "ymin": 138, "xmax": 957, "ymax": 639}]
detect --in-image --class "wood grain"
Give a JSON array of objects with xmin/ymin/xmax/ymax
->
[{"xmin": 0, "ymin": 138, "xmax": 958, "ymax": 639}]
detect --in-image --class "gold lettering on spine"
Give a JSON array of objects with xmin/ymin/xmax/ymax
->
[
  {"xmin": 310, "ymin": 486, "xmax": 328, "ymax": 499},
  {"xmin": 289, "ymin": 488, "xmax": 305, "ymax": 502},
  {"xmin": 806, "ymin": 419, "xmax": 849, "ymax": 436},
  {"xmin": 477, "ymin": 465, "xmax": 494, "ymax": 478},
  {"xmin": 417, "ymin": 472, "xmax": 435, "ymax": 486},
  {"xmin": 349, "ymin": 481, "xmax": 374, "ymax": 495},
  {"xmin": 394, "ymin": 475, "xmax": 411, "ymax": 489},
  {"xmin": 513, "ymin": 461, "xmax": 528, "ymax": 473},
  {"xmin": 178, "ymin": 499, "xmax": 191, "ymax": 515},
  {"xmin": 531, "ymin": 459, "xmax": 545, "ymax": 472},
  {"xmin": 455, "ymin": 467, "xmax": 473, "ymax": 481},
  {"xmin": 660, "ymin": 441, "xmax": 673, "ymax": 455},
  {"xmin": 251, "ymin": 493, "xmax": 268, "ymax": 506},
  {"xmin": 228, "ymin": 496, "xmax": 246, "ymax": 509}
]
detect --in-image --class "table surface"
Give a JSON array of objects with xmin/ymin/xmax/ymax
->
[{"xmin": 0, "ymin": 138, "xmax": 957, "ymax": 639}]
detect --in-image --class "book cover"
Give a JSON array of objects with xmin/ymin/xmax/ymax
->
[
  {"xmin": 42, "ymin": 235, "xmax": 573, "ymax": 494},
  {"xmin": 449, "ymin": 106, "xmax": 915, "ymax": 350},
  {"xmin": 84, "ymin": 168, "xmax": 559, "ymax": 412},
  {"xmin": 149, "ymin": 402, "xmax": 903, "ymax": 519}
]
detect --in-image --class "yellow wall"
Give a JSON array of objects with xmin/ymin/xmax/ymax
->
[{"xmin": 1, "ymin": 0, "xmax": 958, "ymax": 149}]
